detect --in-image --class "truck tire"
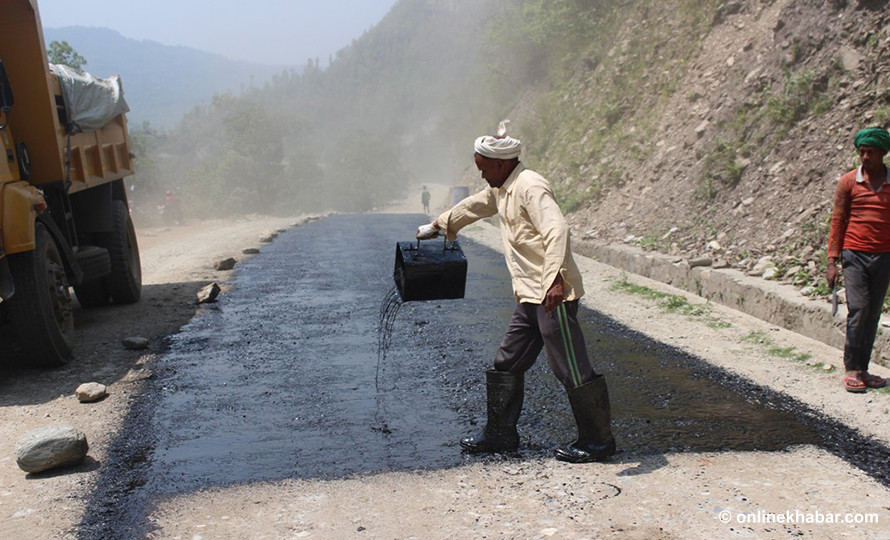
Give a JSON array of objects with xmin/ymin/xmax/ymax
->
[
  {"xmin": 6, "ymin": 223, "xmax": 74, "ymax": 367},
  {"xmin": 103, "ymin": 200, "xmax": 141, "ymax": 304}
]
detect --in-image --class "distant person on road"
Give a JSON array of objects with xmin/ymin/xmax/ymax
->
[
  {"xmin": 827, "ymin": 127, "xmax": 890, "ymax": 393},
  {"xmin": 421, "ymin": 185, "xmax": 431, "ymax": 213},
  {"xmin": 416, "ymin": 125, "xmax": 616, "ymax": 463},
  {"xmin": 163, "ymin": 189, "xmax": 183, "ymax": 226}
]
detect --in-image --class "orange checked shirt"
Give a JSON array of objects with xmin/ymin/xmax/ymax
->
[{"xmin": 827, "ymin": 166, "xmax": 890, "ymax": 259}]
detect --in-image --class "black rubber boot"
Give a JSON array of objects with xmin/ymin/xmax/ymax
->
[
  {"xmin": 460, "ymin": 370, "xmax": 524, "ymax": 453},
  {"xmin": 554, "ymin": 376, "xmax": 616, "ymax": 463}
]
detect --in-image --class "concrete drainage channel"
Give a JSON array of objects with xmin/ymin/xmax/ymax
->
[{"xmin": 573, "ymin": 240, "xmax": 883, "ymax": 364}]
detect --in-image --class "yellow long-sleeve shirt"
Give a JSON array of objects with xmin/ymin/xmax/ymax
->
[{"xmin": 437, "ymin": 163, "xmax": 584, "ymax": 304}]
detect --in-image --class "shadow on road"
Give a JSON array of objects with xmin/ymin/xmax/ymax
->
[{"xmin": 0, "ymin": 281, "xmax": 209, "ymax": 407}]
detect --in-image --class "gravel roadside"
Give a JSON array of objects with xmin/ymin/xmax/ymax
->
[{"xmin": 0, "ymin": 204, "xmax": 888, "ymax": 539}]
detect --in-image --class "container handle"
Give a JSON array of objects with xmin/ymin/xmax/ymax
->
[{"xmin": 415, "ymin": 234, "xmax": 454, "ymax": 251}]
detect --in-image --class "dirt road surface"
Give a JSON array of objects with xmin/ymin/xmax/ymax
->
[{"xmin": 1, "ymin": 187, "xmax": 889, "ymax": 539}]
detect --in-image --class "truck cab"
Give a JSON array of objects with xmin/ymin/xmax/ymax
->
[{"xmin": 0, "ymin": 0, "xmax": 140, "ymax": 367}]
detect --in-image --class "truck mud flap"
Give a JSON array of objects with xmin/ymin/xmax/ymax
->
[{"xmin": 75, "ymin": 246, "xmax": 111, "ymax": 281}]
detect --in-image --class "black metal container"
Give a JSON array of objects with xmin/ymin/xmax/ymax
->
[{"xmin": 394, "ymin": 237, "xmax": 467, "ymax": 301}]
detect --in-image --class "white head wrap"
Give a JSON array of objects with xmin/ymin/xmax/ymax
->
[{"xmin": 474, "ymin": 135, "xmax": 522, "ymax": 160}]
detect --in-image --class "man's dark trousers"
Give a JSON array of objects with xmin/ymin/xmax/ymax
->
[
  {"xmin": 842, "ymin": 249, "xmax": 890, "ymax": 371},
  {"xmin": 494, "ymin": 300, "xmax": 596, "ymax": 388}
]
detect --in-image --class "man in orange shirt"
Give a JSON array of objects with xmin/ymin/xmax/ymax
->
[{"xmin": 827, "ymin": 127, "xmax": 890, "ymax": 393}]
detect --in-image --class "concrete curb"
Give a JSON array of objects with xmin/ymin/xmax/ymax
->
[{"xmin": 574, "ymin": 240, "xmax": 890, "ymax": 367}]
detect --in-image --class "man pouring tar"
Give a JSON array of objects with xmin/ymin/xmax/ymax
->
[{"xmin": 416, "ymin": 124, "xmax": 616, "ymax": 463}]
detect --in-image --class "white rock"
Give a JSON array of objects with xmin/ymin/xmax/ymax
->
[
  {"xmin": 695, "ymin": 120, "xmax": 710, "ymax": 136},
  {"xmin": 197, "ymin": 283, "xmax": 221, "ymax": 304},
  {"xmin": 783, "ymin": 266, "xmax": 802, "ymax": 281},
  {"xmin": 839, "ymin": 45, "xmax": 860, "ymax": 71},
  {"xmin": 751, "ymin": 256, "xmax": 776, "ymax": 276},
  {"xmin": 16, "ymin": 425, "xmax": 88, "ymax": 474},
  {"xmin": 75, "ymin": 382, "xmax": 108, "ymax": 403}
]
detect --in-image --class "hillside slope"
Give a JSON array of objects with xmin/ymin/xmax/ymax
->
[
  {"xmin": 506, "ymin": 0, "xmax": 890, "ymax": 295},
  {"xmin": 76, "ymin": 0, "xmax": 890, "ymax": 284}
]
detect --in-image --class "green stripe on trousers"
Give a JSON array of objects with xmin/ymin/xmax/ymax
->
[{"xmin": 556, "ymin": 303, "xmax": 582, "ymax": 387}]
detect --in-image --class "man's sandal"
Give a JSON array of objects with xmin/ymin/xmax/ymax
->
[
  {"xmin": 862, "ymin": 373, "xmax": 887, "ymax": 389},
  {"xmin": 842, "ymin": 377, "xmax": 867, "ymax": 393}
]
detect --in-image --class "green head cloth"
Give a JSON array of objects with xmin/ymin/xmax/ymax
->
[{"xmin": 854, "ymin": 128, "xmax": 890, "ymax": 152}]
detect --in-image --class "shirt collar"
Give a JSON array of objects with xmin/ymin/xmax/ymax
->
[
  {"xmin": 499, "ymin": 162, "xmax": 525, "ymax": 194},
  {"xmin": 855, "ymin": 165, "xmax": 890, "ymax": 184}
]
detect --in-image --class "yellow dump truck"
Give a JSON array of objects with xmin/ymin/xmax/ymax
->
[{"xmin": 0, "ymin": 0, "xmax": 140, "ymax": 367}]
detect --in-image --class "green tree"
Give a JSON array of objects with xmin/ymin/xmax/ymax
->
[
  {"xmin": 322, "ymin": 130, "xmax": 409, "ymax": 212},
  {"xmin": 47, "ymin": 41, "xmax": 87, "ymax": 70}
]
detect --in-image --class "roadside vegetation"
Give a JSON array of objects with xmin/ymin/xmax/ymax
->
[
  {"xmin": 741, "ymin": 330, "xmax": 816, "ymax": 366},
  {"xmin": 610, "ymin": 274, "xmax": 730, "ymax": 329},
  {"xmin": 608, "ymin": 275, "xmax": 868, "ymax": 380}
]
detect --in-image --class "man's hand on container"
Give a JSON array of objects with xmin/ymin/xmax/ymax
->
[{"xmin": 416, "ymin": 222, "xmax": 441, "ymax": 240}]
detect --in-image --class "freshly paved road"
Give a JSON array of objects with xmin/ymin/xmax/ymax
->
[{"xmin": 77, "ymin": 214, "xmax": 887, "ymax": 538}]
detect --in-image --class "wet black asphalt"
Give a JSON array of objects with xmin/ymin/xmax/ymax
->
[{"xmin": 77, "ymin": 214, "xmax": 890, "ymax": 538}]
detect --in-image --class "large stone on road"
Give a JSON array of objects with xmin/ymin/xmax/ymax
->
[
  {"xmin": 76, "ymin": 382, "xmax": 108, "ymax": 403},
  {"xmin": 16, "ymin": 425, "xmax": 89, "ymax": 474},
  {"xmin": 196, "ymin": 282, "xmax": 221, "ymax": 304}
]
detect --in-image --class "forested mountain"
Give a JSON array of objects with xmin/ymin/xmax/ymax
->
[
  {"xmin": 44, "ymin": 27, "xmax": 286, "ymax": 129},
  {"xmin": 120, "ymin": 0, "xmax": 890, "ymax": 297},
  {"xmin": 128, "ymin": 0, "xmax": 505, "ymax": 217}
]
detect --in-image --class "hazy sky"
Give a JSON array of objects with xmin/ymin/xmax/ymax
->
[{"xmin": 37, "ymin": 0, "xmax": 400, "ymax": 66}]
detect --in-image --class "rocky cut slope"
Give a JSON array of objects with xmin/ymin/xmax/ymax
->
[{"xmin": 508, "ymin": 0, "xmax": 890, "ymax": 296}]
